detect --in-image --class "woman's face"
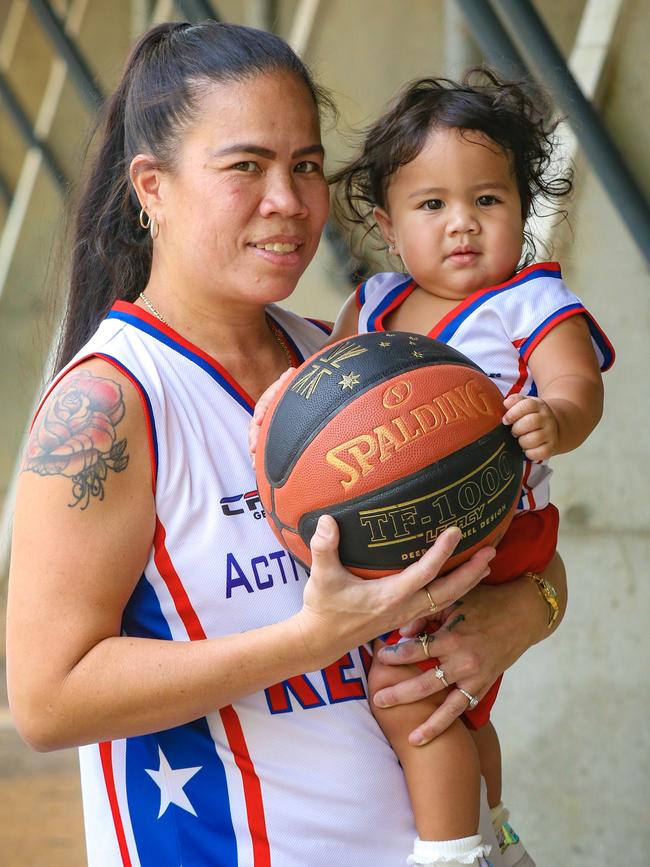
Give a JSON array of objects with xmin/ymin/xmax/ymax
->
[{"xmin": 154, "ymin": 72, "xmax": 330, "ymax": 307}]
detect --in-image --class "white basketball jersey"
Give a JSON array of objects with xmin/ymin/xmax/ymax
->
[
  {"xmin": 357, "ymin": 262, "xmax": 614, "ymax": 511},
  {"xmin": 47, "ymin": 302, "xmax": 418, "ymax": 866}
]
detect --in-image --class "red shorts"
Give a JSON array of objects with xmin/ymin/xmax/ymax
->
[{"xmin": 382, "ymin": 504, "xmax": 559, "ymax": 729}]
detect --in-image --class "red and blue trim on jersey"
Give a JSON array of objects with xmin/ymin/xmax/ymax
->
[
  {"xmin": 31, "ymin": 351, "xmax": 160, "ymax": 495},
  {"xmin": 429, "ymin": 263, "xmax": 564, "ymax": 343},
  {"xmin": 519, "ymin": 302, "xmax": 614, "ymax": 370},
  {"xmin": 104, "ymin": 514, "xmax": 272, "ymax": 866},
  {"xmin": 360, "ymin": 262, "xmax": 615, "ymax": 372},
  {"xmin": 357, "ymin": 275, "xmax": 416, "ymax": 332},
  {"xmin": 305, "ymin": 317, "xmax": 333, "ymax": 336},
  {"xmin": 108, "ymin": 302, "xmax": 304, "ymax": 416}
]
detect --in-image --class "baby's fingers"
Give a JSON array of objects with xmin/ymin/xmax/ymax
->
[{"xmin": 502, "ymin": 395, "xmax": 539, "ymax": 426}]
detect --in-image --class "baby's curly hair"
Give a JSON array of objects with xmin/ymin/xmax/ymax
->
[{"xmin": 331, "ymin": 68, "xmax": 573, "ymax": 267}]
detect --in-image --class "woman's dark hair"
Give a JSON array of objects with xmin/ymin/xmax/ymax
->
[
  {"xmin": 331, "ymin": 68, "xmax": 573, "ymax": 267},
  {"xmin": 55, "ymin": 20, "xmax": 333, "ymax": 371}
]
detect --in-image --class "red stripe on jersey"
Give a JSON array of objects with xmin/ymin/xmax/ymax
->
[
  {"xmin": 152, "ymin": 519, "xmax": 269, "ymax": 858},
  {"xmin": 521, "ymin": 460, "xmax": 537, "ymax": 510},
  {"xmin": 153, "ymin": 518, "xmax": 207, "ymax": 641},
  {"xmin": 31, "ymin": 352, "xmax": 158, "ymax": 494},
  {"xmin": 95, "ymin": 353, "xmax": 157, "ymax": 494},
  {"xmin": 429, "ymin": 262, "xmax": 562, "ymax": 340},
  {"xmin": 99, "ymin": 741, "xmax": 133, "ymax": 867},
  {"xmin": 220, "ymin": 705, "xmax": 271, "ymax": 867},
  {"xmin": 507, "ymin": 339, "xmax": 529, "ymax": 397},
  {"xmin": 376, "ymin": 279, "xmax": 416, "ymax": 329},
  {"xmin": 521, "ymin": 306, "xmax": 584, "ymax": 363},
  {"xmin": 113, "ymin": 301, "xmax": 256, "ymax": 409}
]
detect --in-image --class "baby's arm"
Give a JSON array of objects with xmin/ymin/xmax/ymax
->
[
  {"xmin": 502, "ymin": 315, "xmax": 604, "ymax": 460},
  {"xmin": 329, "ymin": 290, "xmax": 360, "ymax": 343}
]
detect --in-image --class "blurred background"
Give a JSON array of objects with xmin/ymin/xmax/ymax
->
[{"xmin": 0, "ymin": 0, "xmax": 648, "ymax": 864}]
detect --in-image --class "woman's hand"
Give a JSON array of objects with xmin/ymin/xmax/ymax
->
[
  {"xmin": 249, "ymin": 367, "xmax": 296, "ymax": 467},
  {"xmin": 295, "ymin": 516, "xmax": 496, "ymax": 671},
  {"xmin": 371, "ymin": 553, "xmax": 566, "ymax": 744}
]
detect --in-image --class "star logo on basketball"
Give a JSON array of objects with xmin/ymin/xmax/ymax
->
[
  {"xmin": 382, "ymin": 381, "xmax": 412, "ymax": 408},
  {"xmin": 338, "ymin": 372, "xmax": 360, "ymax": 390},
  {"xmin": 291, "ymin": 342, "xmax": 368, "ymax": 399}
]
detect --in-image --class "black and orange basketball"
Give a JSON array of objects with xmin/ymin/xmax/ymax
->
[{"xmin": 256, "ymin": 332, "xmax": 524, "ymax": 578}]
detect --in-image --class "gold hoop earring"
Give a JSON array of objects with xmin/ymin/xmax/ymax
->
[
  {"xmin": 139, "ymin": 207, "xmax": 151, "ymax": 230},
  {"xmin": 150, "ymin": 218, "xmax": 159, "ymax": 240}
]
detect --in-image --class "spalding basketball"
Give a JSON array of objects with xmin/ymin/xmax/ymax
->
[{"xmin": 256, "ymin": 332, "xmax": 524, "ymax": 578}]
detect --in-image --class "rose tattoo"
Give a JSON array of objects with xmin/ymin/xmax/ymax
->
[{"xmin": 23, "ymin": 369, "xmax": 129, "ymax": 509}]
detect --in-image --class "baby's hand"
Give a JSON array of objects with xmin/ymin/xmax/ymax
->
[
  {"xmin": 249, "ymin": 368, "xmax": 296, "ymax": 467},
  {"xmin": 502, "ymin": 393, "xmax": 559, "ymax": 461}
]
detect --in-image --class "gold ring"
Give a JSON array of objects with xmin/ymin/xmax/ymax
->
[
  {"xmin": 417, "ymin": 632, "xmax": 431, "ymax": 659},
  {"xmin": 425, "ymin": 586, "xmax": 438, "ymax": 614}
]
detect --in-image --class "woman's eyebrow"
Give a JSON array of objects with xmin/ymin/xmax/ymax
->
[{"xmin": 210, "ymin": 143, "xmax": 324, "ymax": 159}]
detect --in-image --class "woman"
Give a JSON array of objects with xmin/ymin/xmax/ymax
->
[{"xmin": 6, "ymin": 21, "xmax": 566, "ymax": 867}]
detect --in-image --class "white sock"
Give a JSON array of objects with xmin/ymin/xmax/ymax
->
[{"xmin": 407, "ymin": 833, "xmax": 491, "ymax": 865}]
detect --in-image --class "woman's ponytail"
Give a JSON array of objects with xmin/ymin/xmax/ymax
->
[{"xmin": 54, "ymin": 24, "xmax": 182, "ymax": 372}]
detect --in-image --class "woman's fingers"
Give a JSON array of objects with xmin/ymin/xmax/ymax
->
[
  {"xmin": 407, "ymin": 687, "xmax": 480, "ymax": 746},
  {"xmin": 398, "ymin": 543, "xmax": 495, "ymax": 621},
  {"xmin": 383, "ymin": 528, "xmax": 494, "ymax": 616},
  {"xmin": 309, "ymin": 514, "xmax": 343, "ymax": 570}
]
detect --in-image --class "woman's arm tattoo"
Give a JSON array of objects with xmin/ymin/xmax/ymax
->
[{"xmin": 21, "ymin": 369, "xmax": 129, "ymax": 509}]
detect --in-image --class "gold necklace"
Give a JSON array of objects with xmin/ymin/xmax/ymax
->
[
  {"xmin": 266, "ymin": 313, "xmax": 293, "ymax": 367},
  {"xmin": 139, "ymin": 291, "xmax": 169, "ymax": 325},
  {"xmin": 139, "ymin": 292, "xmax": 292, "ymax": 367}
]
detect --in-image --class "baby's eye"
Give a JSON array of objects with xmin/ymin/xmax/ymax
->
[
  {"xmin": 421, "ymin": 199, "xmax": 444, "ymax": 211},
  {"xmin": 232, "ymin": 161, "xmax": 259, "ymax": 172},
  {"xmin": 477, "ymin": 194, "xmax": 500, "ymax": 206},
  {"xmin": 295, "ymin": 160, "xmax": 322, "ymax": 174}
]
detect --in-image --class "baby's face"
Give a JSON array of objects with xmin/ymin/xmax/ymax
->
[{"xmin": 375, "ymin": 127, "xmax": 524, "ymax": 300}]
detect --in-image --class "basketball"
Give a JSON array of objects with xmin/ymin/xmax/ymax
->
[{"xmin": 256, "ymin": 332, "xmax": 524, "ymax": 578}]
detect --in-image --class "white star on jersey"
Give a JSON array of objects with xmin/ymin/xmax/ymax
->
[{"xmin": 145, "ymin": 746, "xmax": 202, "ymax": 819}]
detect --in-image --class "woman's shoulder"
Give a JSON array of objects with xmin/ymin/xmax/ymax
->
[{"xmin": 27, "ymin": 355, "xmax": 155, "ymax": 510}]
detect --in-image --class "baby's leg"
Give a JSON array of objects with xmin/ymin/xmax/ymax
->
[
  {"xmin": 470, "ymin": 721, "xmax": 502, "ymax": 808},
  {"xmin": 368, "ymin": 643, "xmax": 481, "ymax": 842},
  {"xmin": 471, "ymin": 723, "xmax": 535, "ymax": 867}
]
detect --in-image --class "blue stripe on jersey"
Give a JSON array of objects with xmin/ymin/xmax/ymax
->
[
  {"xmin": 122, "ymin": 574, "xmax": 173, "ymax": 640},
  {"xmin": 585, "ymin": 315, "xmax": 615, "ymax": 369},
  {"xmin": 107, "ymin": 310, "xmax": 253, "ymax": 415},
  {"xmin": 98, "ymin": 353, "xmax": 159, "ymax": 481},
  {"xmin": 127, "ymin": 719, "xmax": 237, "ymax": 867},
  {"xmin": 519, "ymin": 303, "xmax": 583, "ymax": 358},
  {"xmin": 367, "ymin": 276, "xmax": 414, "ymax": 332},
  {"xmin": 305, "ymin": 317, "xmax": 333, "ymax": 335},
  {"xmin": 436, "ymin": 266, "xmax": 563, "ymax": 343}
]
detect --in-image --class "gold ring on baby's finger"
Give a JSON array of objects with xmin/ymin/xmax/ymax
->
[
  {"xmin": 424, "ymin": 586, "xmax": 438, "ymax": 614},
  {"xmin": 458, "ymin": 687, "xmax": 479, "ymax": 710},
  {"xmin": 433, "ymin": 665, "xmax": 449, "ymax": 688},
  {"xmin": 417, "ymin": 632, "xmax": 431, "ymax": 659}
]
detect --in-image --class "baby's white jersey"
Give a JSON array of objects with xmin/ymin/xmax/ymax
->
[
  {"xmin": 357, "ymin": 262, "xmax": 614, "ymax": 510},
  {"xmin": 42, "ymin": 302, "xmax": 419, "ymax": 867}
]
